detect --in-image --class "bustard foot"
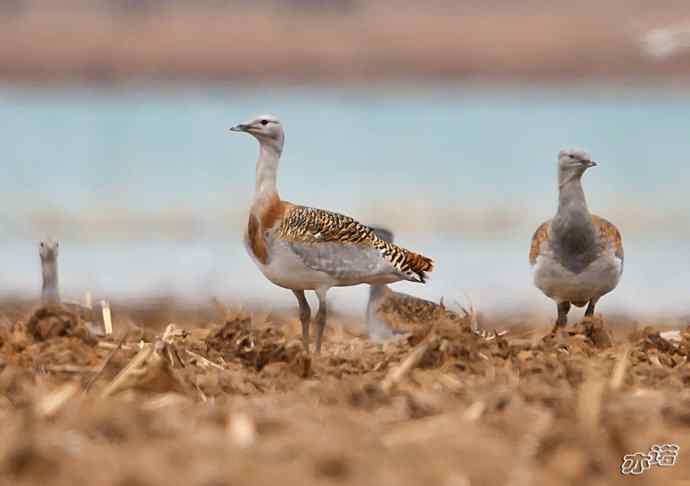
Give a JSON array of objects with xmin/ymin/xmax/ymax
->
[{"xmin": 545, "ymin": 301, "xmax": 571, "ymax": 347}]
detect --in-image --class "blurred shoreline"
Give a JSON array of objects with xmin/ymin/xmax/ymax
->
[
  {"xmin": 1, "ymin": 200, "xmax": 690, "ymax": 242},
  {"xmin": 2, "ymin": 2, "xmax": 690, "ymax": 84},
  {"xmin": 2, "ymin": 82, "xmax": 690, "ymax": 316}
]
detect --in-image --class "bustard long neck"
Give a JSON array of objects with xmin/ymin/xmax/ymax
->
[
  {"xmin": 552, "ymin": 174, "xmax": 597, "ymax": 252},
  {"xmin": 254, "ymin": 140, "xmax": 282, "ymax": 201},
  {"xmin": 41, "ymin": 256, "xmax": 60, "ymax": 305},
  {"xmin": 369, "ymin": 283, "xmax": 389, "ymax": 302},
  {"xmin": 556, "ymin": 176, "xmax": 590, "ymax": 223},
  {"xmin": 366, "ymin": 285, "xmax": 395, "ymax": 342}
]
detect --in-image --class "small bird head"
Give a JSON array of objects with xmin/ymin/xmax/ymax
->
[
  {"xmin": 39, "ymin": 238, "xmax": 59, "ymax": 262},
  {"xmin": 369, "ymin": 225, "xmax": 395, "ymax": 243},
  {"xmin": 558, "ymin": 148, "xmax": 597, "ymax": 180},
  {"xmin": 229, "ymin": 114, "xmax": 284, "ymax": 151}
]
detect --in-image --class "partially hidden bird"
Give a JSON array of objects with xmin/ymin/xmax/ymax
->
[
  {"xmin": 366, "ymin": 226, "xmax": 505, "ymax": 341},
  {"xmin": 39, "ymin": 238, "xmax": 110, "ymax": 336}
]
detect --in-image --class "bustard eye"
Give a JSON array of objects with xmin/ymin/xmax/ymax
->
[{"xmin": 260, "ymin": 119, "xmax": 269, "ymax": 126}]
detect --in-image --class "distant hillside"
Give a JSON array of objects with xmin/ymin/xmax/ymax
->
[{"xmin": 1, "ymin": 1, "xmax": 689, "ymax": 83}]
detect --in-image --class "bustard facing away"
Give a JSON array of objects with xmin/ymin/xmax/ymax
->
[
  {"xmin": 530, "ymin": 149, "xmax": 624, "ymax": 336},
  {"xmin": 39, "ymin": 238, "xmax": 110, "ymax": 336},
  {"xmin": 366, "ymin": 226, "xmax": 505, "ymax": 342},
  {"xmin": 230, "ymin": 115, "xmax": 434, "ymax": 353}
]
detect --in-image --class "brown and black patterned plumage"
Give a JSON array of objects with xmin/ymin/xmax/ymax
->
[
  {"xmin": 277, "ymin": 206, "xmax": 433, "ymax": 283},
  {"xmin": 368, "ymin": 280, "xmax": 506, "ymax": 341}
]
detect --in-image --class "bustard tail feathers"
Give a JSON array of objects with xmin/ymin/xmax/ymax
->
[{"xmin": 401, "ymin": 250, "xmax": 434, "ymax": 283}]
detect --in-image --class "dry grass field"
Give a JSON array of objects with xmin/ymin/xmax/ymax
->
[{"xmin": 0, "ymin": 299, "xmax": 689, "ymax": 485}]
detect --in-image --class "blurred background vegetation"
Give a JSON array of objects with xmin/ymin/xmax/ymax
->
[{"xmin": 1, "ymin": 1, "xmax": 689, "ymax": 320}]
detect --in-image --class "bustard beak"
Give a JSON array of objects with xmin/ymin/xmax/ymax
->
[
  {"xmin": 585, "ymin": 160, "xmax": 598, "ymax": 168},
  {"xmin": 229, "ymin": 123, "xmax": 251, "ymax": 132}
]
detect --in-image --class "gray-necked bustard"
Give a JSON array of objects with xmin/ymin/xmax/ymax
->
[
  {"xmin": 230, "ymin": 115, "xmax": 434, "ymax": 353},
  {"xmin": 366, "ymin": 226, "xmax": 505, "ymax": 341},
  {"xmin": 529, "ymin": 149, "xmax": 624, "ymax": 335}
]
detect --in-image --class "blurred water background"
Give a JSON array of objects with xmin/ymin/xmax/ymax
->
[{"xmin": 1, "ymin": 84, "xmax": 689, "ymax": 320}]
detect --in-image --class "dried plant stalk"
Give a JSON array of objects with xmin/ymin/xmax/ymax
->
[
  {"xmin": 609, "ymin": 346, "xmax": 629, "ymax": 391},
  {"xmin": 381, "ymin": 332, "xmax": 435, "ymax": 393},
  {"xmin": 101, "ymin": 300, "xmax": 113, "ymax": 336},
  {"xmin": 35, "ymin": 382, "xmax": 80, "ymax": 418},
  {"xmin": 99, "ymin": 344, "xmax": 154, "ymax": 399}
]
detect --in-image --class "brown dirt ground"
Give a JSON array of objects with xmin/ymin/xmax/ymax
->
[{"xmin": 0, "ymin": 300, "xmax": 689, "ymax": 486}]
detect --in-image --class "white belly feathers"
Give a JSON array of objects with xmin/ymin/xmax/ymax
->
[{"xmin": 533, "ymin": 252, "xmax": 622, "ymax": 304}]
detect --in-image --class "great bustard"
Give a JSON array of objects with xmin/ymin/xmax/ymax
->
[
  {"xmin": 229, "ymin": 115, "xmax": 434, "ymax": 353},
  {"xmin": 529, "ymin": 149, "xmax": 624, "ymax": 336},
  {"xmin": 39, "ymin": 238, "xmax": 110, "ymax": 336},
  {"xmin": 366, "ymin": 226, "xmax": 505, "ymax": 342}
]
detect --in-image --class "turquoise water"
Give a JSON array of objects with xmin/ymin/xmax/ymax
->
[{"xmin": 1, "ymin": 84, "xmax": 689, "ymax": 319}]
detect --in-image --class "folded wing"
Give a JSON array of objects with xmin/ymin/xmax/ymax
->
[{"xmin": 276, "ymin": 206, "xmax": 433, "ymax": 283}]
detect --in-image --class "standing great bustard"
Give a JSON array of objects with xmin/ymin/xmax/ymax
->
[
  {"xmin": 230, "ymin": 115, "xmax": 434, "ymax": 353},
  {"xmin": 530, "ymin": 149, "xmax": 624, "ymax": 336}
]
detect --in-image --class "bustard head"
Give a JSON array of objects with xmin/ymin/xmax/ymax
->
[
  {"xmin": 229, "ymin": 114, "xmax": 284, "ymax": 152},
  {"xmin": 558, "ymin": 148, "xmax": 597, "ymax": 183},
  {"xmin": 39, "ymin": 238, "xmax": 59, "ymax": 263},
  {"xmin": 369, "ymin": 226, "xmax": 395, "ymax": 244}
]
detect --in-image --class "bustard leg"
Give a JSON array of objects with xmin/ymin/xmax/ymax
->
[
  {"xmin": 314, "ymin": 288, "xmax": 329, "ymax": 353},
  {"xmin": 584, "ymin": 298, "xmax": 599, "ymax": 318},
  {"xmin": 293, "ymin": 290, "xmax": 311, "ymax": 353},
  {"xmin": 550, "ymin": 301, "xmax": 571, "ymax": 337}
]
